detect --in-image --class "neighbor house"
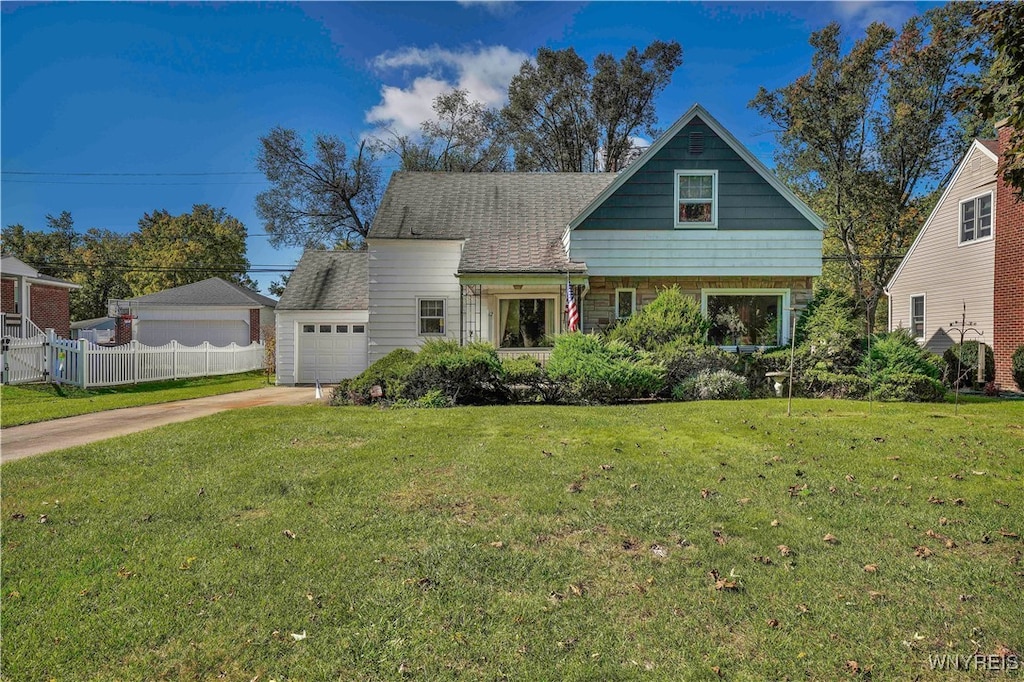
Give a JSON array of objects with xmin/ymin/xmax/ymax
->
[
  {"xmin": 886, "ymin": 122, "xmax": 1023, "ymax": 389},
  {"xmin": 275, "ymin": 104, "xmax": 825, "ymax": 384},
  {"xmin": 70, "ymin": 316, "xmax": 116, "ymax": 344},
  {"xmin": 1, "ymin": 254, "xmax": 81, "ymax": 338},
  {"xmin": 109, "ymin": 277, "xmax": 276, "ymax": 347}
]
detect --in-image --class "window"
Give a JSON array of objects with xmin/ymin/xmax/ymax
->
[
  {"xmin": 419, "ymin": 299, "xmax": 445, "ymax": 335},
  {"xmin": 336, "ymin": 325, "xmax": 349, "ymax": 333},
  {"xmin": 302, "ymin": 324, "xmax": 315, "ymax": 333},
  {"xmin": 353, "ymin": 325, "xmax": 365, "ymax": 333},
  {"xmin": 615, "ymin": 288, "xmax": 636, "ymax": 320},
  {"xmin": 498, "ymin": 298, "xmax": 555, "ymax": 348},
  {"xmin": 703, "ymin": 290, "xmax": 788, "ymax": 346},
  {"xmin": 319, "ymin": 325, "xmax": 332, "ymax": 333},
  {"xmin": 910, "ymin": 295, "xmax": 925, "ymax": 339},
  {"xmin": 675, "ymin": 170, "xmax": 718, "ymax": 228},
  {"xmin": 960, "ymin": 193, "xmax": 993, "ymax": 243}
]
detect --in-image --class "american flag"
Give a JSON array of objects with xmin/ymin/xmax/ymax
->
[{"xmin": 566, "ymin": 277, "xmax": 580, "ymax": 332}]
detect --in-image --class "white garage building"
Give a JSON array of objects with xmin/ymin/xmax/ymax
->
[
  {"xmin": 118, "ymin": 277, "xmax": 277, "ymax": 347},
  {"xmin": 275, "ymin": 251, "xmax": 369, "ymax": 385}
]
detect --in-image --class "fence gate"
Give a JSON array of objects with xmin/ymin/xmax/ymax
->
[{"xmin": 1, "ymin": 335, "xmax": 47, "ymax": 385}]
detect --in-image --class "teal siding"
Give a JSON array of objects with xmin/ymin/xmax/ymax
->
[{"xmin": 578, "ymin": 117, "xmax": 815, "ymax": 231}]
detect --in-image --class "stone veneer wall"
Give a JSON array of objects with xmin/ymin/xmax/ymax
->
[{"xmin": 580, "ymin": 276, "xmax": 815, "ymax": 335}]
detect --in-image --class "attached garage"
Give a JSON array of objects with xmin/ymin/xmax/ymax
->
[
  {"xmin": 275, "ymin": 251, "xmax": 369, "ymax": 386},
  {"xmin": 296, "ymin": 319, "xmax": 368, "ymax": 383}
]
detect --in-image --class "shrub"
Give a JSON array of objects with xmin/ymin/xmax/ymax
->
[
  {"xmin": 873, "ymin": 372, "xmax": 947, "ymax": 402},
  {"xmin": 801, "ymin": 369, "xmax": 870, "ymax": 400},
  {"xmin": 501, "ymin": 355, "xmax": 554, "ymax": 403},
  {"xmin": 607, "ymin": 286, "xmax": 710, "ymax": 351},
  {"xmin": 655, "ymin": 342, "xmax": 738, "ymax": 389},
  {"xmin": 332, "ymin": 348, "xmax": 417, "ymax": 405},
  {"xmin": 1013, "ymin": 345, "xmax": 1024, "ymax": 391},
  {"xmin": 673, "ymin": 369, "xmax": 749, "ymax": 401},
  {"xmin": 794, "ymin": 290, "xmax": 863, "ymax": 371},
  {"xmin": 858, "ymin": 330, "xmax": 940, "ymax": 380},
  {"xmin": 403, "ymin": 340, "xmax": 505, "ymax": 405},
  {"xmin": 546, "ymin": 333, "xmax": 665, "ymax": 404},
  {"xmin": 942, "ymin": 341, "xmax": 995, "ymax": 388}
]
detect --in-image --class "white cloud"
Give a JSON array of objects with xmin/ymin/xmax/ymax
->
[
  {"xmin": 366, "ymin": 45, "xmax": 529, "ymax": 136},
  {"xmin": 816, "ymin": 1, "xmax": 918, "ymax": 31},
  {"xmin": 456, "ymin": 0, "xmax": 519, "ymax": 17}
]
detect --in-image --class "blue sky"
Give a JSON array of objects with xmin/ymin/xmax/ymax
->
[{"xmin": 1, "ymin": 1, "xmax": 940, "ymax": 294}]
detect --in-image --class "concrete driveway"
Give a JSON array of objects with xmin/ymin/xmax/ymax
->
[{"xmin": 0, "ymin": 386, "xmax": 324, "ymax": 463}]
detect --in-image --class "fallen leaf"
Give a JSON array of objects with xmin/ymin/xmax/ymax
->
[
  {"xmin": 753, "ymin": 555, "xmax": 773, "ymax": 565},
  {"xmin": 771, "ymin": 519, "xmax": 781, "ymax": 527},
  {"xmin": 629, "ymin": 483, "xmax": 640, "ymax": 490},
  {"xmin": 845, "ymin": 474, "xmax": 856, "ymax": 482},
  {"xmin": 952, "ymin": 498, "xmax": 965, "ymax": 506},
  {"xmin": 796, "ymin": 603, "xmax": 810, "ymax": 614},
  {"xmin": 928, "ymin": 496, "xmax": 945, "ymax": 505},
  {"xmin": 868, "ymin": 590, "xmax": 884, "ymax": 600},
  {"xmin": 939, "ymin": 517, "xmax": 948, "ymax": 526},
  {"xmin": 714, "ymin": 579, "xmax": 738, "ymax": 590},
  {"xmin": 863, "ymin": 564, "xmax": 878, "ymax": 573},
  {"xmin": 489, "ymin": 541, "xmax": 504, "ymax": 549},
  {"xmin": 886, "ymin": 455, "xmax": 900, "ymax": 461},
  {"xmin": 737, "ymin": 497, "xmax": 751, "ymax": 505},
  {"xmin": 701, "ymin": 488, "xmax": 715, "ymax": 499},
  {"xmin": 945, "ymin": 539, "xmax": 957, "ymax": 549},
  {"xmin": 845, "ymin": 660, "xmax": 860, "ymax": 674},
  {"xmin": 567, "ymin": 481, "xmax": 583, "ymax": 494},
  {"xmin": 995, "ymin": 499, "xmax": 1009, "ymax": 507},
  {"xmin": 829, "ymin": 486, "xmax": 839, "ymax": 494},
  {"xmin": 282, "ymin": 529, "xmax": 296, "ymax": 539},
  {"xmin": 10, "ymin": 513, "xmax": 25, "ymax": 521},
  {"xmin": 823, "ymin": 533, "xmax": 839, "ymax": 544},
  {"xmin": 178, "ymin": 556, "xmax": 197, "ymax": 571},
  {"xmin": 914, "ymin": 546, "xmax": 932, "ymax": 558},
  {"xmin": 777, "ymin": 544, "xmax": 792, "ymax": 556},
  {"xmin": 712, "ymin": 529, "xmax": 727, "ymax": 546},
  {"xmin": 650, "ymin": 544, "xmax": 668, "ymax": 558},
  {"xmin": 568, "ymin": 582, "xmax": 586, "ymax": 597},
  {"xmin": 766, "ymin": 618, "xmax": 780, "ymax": 628},
  {"xmin": 600, "ymin": 464, "xmax": 614, "ymax": 471},
  {"xmin": 998, "ymin": 529, "xmax": 1019, "ymax": 538},
  {"xmin": 291, "ymin": 630, "xmax": 307, "ymax": 641},
  {"xmin": 38, "ymin": 514, "xmax": 48, "ymax": 524}
]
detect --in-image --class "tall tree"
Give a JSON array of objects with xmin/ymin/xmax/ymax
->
[
  {"xmin": 70, "ymin": 229, "xmax": 133, "ymax": 321},
  {"xmin": 750, "ymin": 6, "xmax": 975, "ymax": 330},
  {"xmin": 377, "ymin": 89, "xmax": 509, "ymax": 172},
  {"xmin": 126, "ymin": 204, "xmax": 254, "ymax": 295},
  {"xmin": 1, "ymin": 211, "xmax": 81, "ymax": 281},
  {"xmin": 961, "ymin": 2, "xmax": 1024, "ymax": 197},
  {"xmin": 502, "ymin": 41, "xmax": 682, "ymax": 172},
  {"xmin": 256, "ymin": 127, "xmax": 381, "ymax": 248}
]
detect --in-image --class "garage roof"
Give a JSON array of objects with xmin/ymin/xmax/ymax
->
[
  {"xmin": 128, "ymin": 277, "xmax": 277, "ymax": 307},
  {"xmin": 277, "ymin": 251, "xmax": 368, "ymax": 311}
]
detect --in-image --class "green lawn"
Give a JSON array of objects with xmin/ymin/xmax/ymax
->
[
  {"xmin": 0, "ymin": 371, "xmax": 271, "ymax": 427},
  {"xmin": 2, "ymin": 400, "xmax": 1021, "ymax": 680}
]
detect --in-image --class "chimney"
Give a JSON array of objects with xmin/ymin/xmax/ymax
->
[{"xmin": 992, "ymin": 119, "xmax": 1024, "ymax": 390}]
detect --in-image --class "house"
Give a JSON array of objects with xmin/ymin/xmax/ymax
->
[
  {"xmin": 110, "ymin": 277, "xmax": 276, "ymax": 347},
  {"xmin": 70, "ymin": 316, "xmax": 116, "ymax": 344},
  {"xmin": 1, "ymin": 254, "xmax": 81, "ymax": 338},
  {"xmin": 275, "ymin": 250, "xmax": 368, "ymax": 385},
  {"xmin": 275, "ymin": 104, "xmax": 824, "ymax": 385},
  {"xmin": 885, "ymin": 122, "xmax": 1023, "ymax": 389}
]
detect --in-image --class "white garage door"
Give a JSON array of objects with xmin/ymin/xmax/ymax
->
[
  {"xmin": 140, "ymin": 320, "xmax": 249, "ymax": 347},
  {"xmin": 298, "ymin": 322, "xmax": 368, "ymax": 383}
]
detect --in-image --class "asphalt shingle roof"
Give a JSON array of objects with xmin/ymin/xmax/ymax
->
[
  {"xmin": 367, "ymin": 172, "xmax": 616, "ymax": 273},
  {"xmin": 979, "ymin": 139, "xmax": 999, "ymax": 155},
  {"xmin": 128, "ymin": 277, "xmax": 277, "ymax": 308},
  {"xmin": 276, "ymin": 251, "xmax": 368, "ymax": 311}
]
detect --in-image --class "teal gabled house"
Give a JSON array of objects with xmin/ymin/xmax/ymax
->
[{"xmin": 276, "ymin": 104, "xmax": 825, "ymax": 384}]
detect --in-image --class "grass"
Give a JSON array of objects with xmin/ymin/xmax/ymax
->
[
  {"xmin": 0, "ymin": 371, "xmax": 271, "ymax": 427},
  {"xmin": 1, "ymin": 400, "xmax": 1022, "ymax": 680}
]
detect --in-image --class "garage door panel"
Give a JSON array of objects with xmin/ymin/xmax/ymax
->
[{"xmin": 298, "ymin": 323, "xmax": 367, "ymax": 383}]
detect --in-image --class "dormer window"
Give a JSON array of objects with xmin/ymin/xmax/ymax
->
[
  {"xmin": 675, "ymin": 170, "xmax": 718, "ymax": 228},
  {"xmin": 960, "ymin": 193, "xmax": 992, "ymax": 244}
]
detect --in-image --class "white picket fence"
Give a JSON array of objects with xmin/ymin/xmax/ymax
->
[{"xmin": 1, "ymin": 330, "xmax": 265, "ymax": 388}]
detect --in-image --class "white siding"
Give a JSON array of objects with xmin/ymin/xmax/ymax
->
[
  {"xmin": 887, "ymin": 144, "xmax": 997, "ymax": 354},
  {"xmin": 568, "ymin": 229, "xmax": 822, "ymax": 277},
  {"xmin": 367, "ymin": 239, "xmax": 463, "ymax": 362},
  {"xmin": 275, "ymin": 309, "xmax": 369, "ymax": 385},
  {"xmin": 134, "ymin": 306, "xmax": 254, "ymax": 347}
]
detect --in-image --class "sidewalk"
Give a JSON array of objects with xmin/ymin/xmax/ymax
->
[{"xmin": 1, "ymin": 386, "xmax": 324, "ymax": 463}]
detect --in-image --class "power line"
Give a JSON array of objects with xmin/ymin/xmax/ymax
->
[
  {"xmin": 3, "ymin": 170, "xmax": 262, "ymax": 176},
  {"xmin": 2, "ymin": 179, "xmax": 268, "ymax": 186}
]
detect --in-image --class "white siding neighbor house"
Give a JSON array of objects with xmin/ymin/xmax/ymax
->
[
  {"xmin": 276, "ymin": 103, "xmax": 826, "ymax": 380},
  {"xmin": 275, "ymin": 251, "xmax": 368, "ymax": 385},
  {"xmin": 885, "ymin": 139, "xmax": 999, "ymax": 354},
  {"xmin": 112, "ymin": 277, "xmax": 276, "ymax": 347}
]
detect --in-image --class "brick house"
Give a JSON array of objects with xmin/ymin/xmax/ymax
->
[
  {"xmin": 1, "ymin": 254, "xmax": 81, "ymax": 338},
  {"xmin": 886, "ymin": 121, "xmax": 1023, "ymax": 390}
]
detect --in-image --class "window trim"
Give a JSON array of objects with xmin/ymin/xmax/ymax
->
[
  {"xmin": 674, "ymin": 169, "xmax": 719, "ymax": 229},
  {"xmin": 910, "ymin": 294, "xmax": 926, "ymax": 341},
  {"xmin": 492, "ymin": 294, "xmax": 558, "ymax": 347},
  {"xmin": 958, "ymin": 192, "xmax": 994, "ymax": 245},
  {"xmin": 615, "ymin": 288, "xmax": 637, "ymax": 320},
  {"xmin": 700, "ymin": 287, "xmax": 791, "ymax": 347},
  {"xmin": 417, "ymin": 298, "xmax": 446, "ymax": 336}
]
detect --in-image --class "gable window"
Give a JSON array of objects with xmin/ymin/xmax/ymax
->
[
  {"xmin": 615, "ymin": 288, "xmax": 636, "ymax": 320},
  {"xmin": 418, "ymin": 299, "xmax": 445, "ymax": 335},
  {"xmin": 960, "ymin": 193, "xmax": 992, "ymax": 243},
  {"xmin": 702, "ymin": 289, "xmax": 789, "ymax": 347},
  {"xmin": 675, "ymin": 170, "xmax": 718, "ymax": 228},
  {"xmin": 910, "ymin": 295, "xmax": 925, "ymax": 339}
]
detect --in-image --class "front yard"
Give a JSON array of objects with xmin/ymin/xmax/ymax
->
[{"xmin": 1, "ymin": 401, "xmax": 1021, "ymax": 680}]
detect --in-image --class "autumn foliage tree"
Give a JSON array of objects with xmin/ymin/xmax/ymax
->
[{"xmin": 750, "ymin": 5, "xmax": 977, "ymax": 330}]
